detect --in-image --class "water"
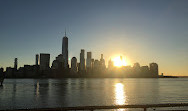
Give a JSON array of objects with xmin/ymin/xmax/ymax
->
[{"xmin": 0, "ymin": 78, "xmax": 188, "ymax": 110}]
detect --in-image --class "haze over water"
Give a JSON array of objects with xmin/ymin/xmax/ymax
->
[{"xmin": 0, "ymin": 78, "xmax": 188, "ymax": 110}]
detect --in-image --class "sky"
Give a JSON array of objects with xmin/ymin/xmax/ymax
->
[{"xmin": 0, "ymin": 0, "xmax": 188, "ymax": 76}]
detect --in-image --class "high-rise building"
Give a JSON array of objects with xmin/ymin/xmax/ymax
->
[
  {"xmin": 40, "ymin": 53, "xmax": 50, "ymax": 71},
  {"xmin": 62, "ymin": 31, "xmax": 68, "ymax": 68},
  {"xmin": 71, "ymin": 57, "xmax": 77, "ymax": 74},
  {"xmin": 80, "ymin": 49, "xmax": 85, "ymax": 71},
  {"xmin": 86, "ymin": 52, "xmax": 92, "ymax": 72},
  {"xmin": 14, "ymin": 58, "xmax": 18, "ymax": 70},
  {"xmin": 108, "ymin": 59, "xmax": 113, "ymax": 70},
  {"xmin": 133, "ymin": 62, "xmax": 140, "ymax": 69},
  {"xmin": 36, "ymin": 54, "xmax": 39, "ymax": 65},
  {"xmin": 149, "ymin": 63, "xmax": 158, "ymax": 77},
  {"xmin": 141, "ymin": 66, "xmax": 149, "ymax": 72},
  {"xmin": 94, "ymin": 59, "xmax": 100, "ymax": 72},
  {"xmin": 77, "ymin": 63, "xmax": 80, "ymax": 72},
  {"xmin": 51, "ymin": 54, "xmax": 64, "ymax": 70},
  {"xmin": 141, "ymin": 66, "xmax": 150, "ymax": 77},
  {"xmin": 51, "ymin": 60, "xmax": 60, "ymax": 70},
  {"xmin": 91, "ymin": 59, "xmax": 94, "ymax": 69},
  {"xmin": 100, "ymin": 54, "xmax": 105, "ymax": 69},
  {"xmin": 133, "ymin": 62, "xmax": 141, "ymax": 75},
  {"xmin": 56, "ymin": 54, "xmax": 64, "ymax": 64}
]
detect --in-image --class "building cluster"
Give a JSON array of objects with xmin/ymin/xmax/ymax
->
[
  {"xmin": 107, "ymin": 62, "xmax": 159, "ymax": 78},
  {"xmin": 0, "ymin": 32, "xmax": 159, "ymax": 78}
]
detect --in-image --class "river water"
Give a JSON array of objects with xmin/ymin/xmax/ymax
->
[{"xmin": 0, "ymin": 78, "xmax": 188, "ymax": 110}]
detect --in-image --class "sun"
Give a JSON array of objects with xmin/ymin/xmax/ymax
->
[{"xmin": 112, "ymin": 56, "xmax": 127, "ymax": 67}]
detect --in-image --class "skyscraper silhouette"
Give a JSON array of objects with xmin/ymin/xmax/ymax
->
[
  {"xmin": 108, "ymin": 59, "xmax": 113, "ymax": 70},
  {"xmin": 62, "ymin": 30, "xmax": 68, "ymax": 68},
  {"xmin": 80, "ymin": 49, "xmax": 85, "ymax": 71},
  {"xmin": 100, "ymin": 54, "xmax": 105, "ymax": 69},
  {"xmin": 150, "ymin": 63, "xmax": 158, "ymax": 77},
  {"xmin": 51, "ymin": 54, "xmax": 64, "ymax": 70},
  {"xmin": 71, "ymin": 57, "xmax": 77, "ymax": 74},
  {"xmin": 36, "ymin": 54, "xmax": 39, "ymax": 65},
  {"xmin": 14, "ymin": 58, "xmax": 18, "ymax": 70},
  {"xmin": 39, "ymin": 53, "xmax": 50, "ymax": 71},
  {"xmin": 86, "ymin": 52, "xmax": 92, "ymax": 73}
]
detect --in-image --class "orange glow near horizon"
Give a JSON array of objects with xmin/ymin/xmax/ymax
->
[{"xmin": 112, "ymin": 56, "xmax": 128, "ymax": 67}]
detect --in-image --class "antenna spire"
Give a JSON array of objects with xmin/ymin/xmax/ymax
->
[{"xmin": 65, "ymin": 28, "xmax": 66, "ymax": 37}]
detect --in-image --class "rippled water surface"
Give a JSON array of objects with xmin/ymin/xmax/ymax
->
[{"xmin": 0, "ymin": 78, "xmax": 188, "ymax": 110}]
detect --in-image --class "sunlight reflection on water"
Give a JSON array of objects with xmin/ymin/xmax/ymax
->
[{"xmin": 115, "ymin": 83, "xmax": 126, "ymax": 111}]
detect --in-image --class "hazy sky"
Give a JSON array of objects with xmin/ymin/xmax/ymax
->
[{"xmin": 0, "ymin": 0, "xmax": 188, "ymax": 76}]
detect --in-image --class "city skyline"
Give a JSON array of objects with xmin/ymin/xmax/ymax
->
[{"xmin": 1, "ymin": 0, "xmax": 188, "ymax": 76}]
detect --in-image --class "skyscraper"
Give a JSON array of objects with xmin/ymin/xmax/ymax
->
[
  {"xmin": 62, "ymin": 30, "xmax": 68, "ymax": 68},
  {"xmin": 91, "ymin": 59, "xmax": 95, "ymax": 72},
  {"xmin": 108, "ymin": 59, "xmax": 113, "ymax": 70},
  {"xmin": 133, "ymin": 62, "xmax": 141, "ymax": 74},
  {"xmin": 133, "ymin": 62, "xmax": 140, "ymax": 70},
  {"xmin": 40, "ymin": 53, "xmax": 50, "ymax": 71},
  {"xmin": 149, "ymin": 63, "xmax": 158, "ymax": 77},
  {"xmin": 71, "ymin": 57, "xmax": 77, "ymax": 74},
  {"xmin": 51, "ymin": 54, "xmax": 64, "ymax": 70},
  {"xmin": 80, "ymin": 49, "xmax": 85, "ymax": 71},
  {"xmin": 86, "ymin": 52, "xmax": 92, "ymax": 72},
  {"xmin": 14, "ymin": 58, "xmax": 18, "ymax": 70},
  {"xmin": 94, "ymin": 59, "xmax": 100, "ymax": 72},
  {"xmin": 36, "ymin": 54, "xmax": 39, "ymax": 65},
  {"xmin": 100, "ymin": 54, "xmax": 105, "ymax": 69}
]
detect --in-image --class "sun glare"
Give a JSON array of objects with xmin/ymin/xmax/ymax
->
[{"xmin": 112, "ymin": 56, "xmax": 127, "ymax": 67}]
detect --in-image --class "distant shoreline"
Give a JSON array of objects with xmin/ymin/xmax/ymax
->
[{"xmin": 4, "ymin": 76, "xmax": 184, "ymax": 79}]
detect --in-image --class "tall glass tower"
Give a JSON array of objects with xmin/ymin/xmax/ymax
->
[{"xmin": 62, "ymin": 31, "xmax": 68, "ymax": 68}]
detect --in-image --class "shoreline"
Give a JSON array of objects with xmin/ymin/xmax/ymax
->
[{"xmin": 4, "ymin": 76, "xmax": 181, "ymax": 79}]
